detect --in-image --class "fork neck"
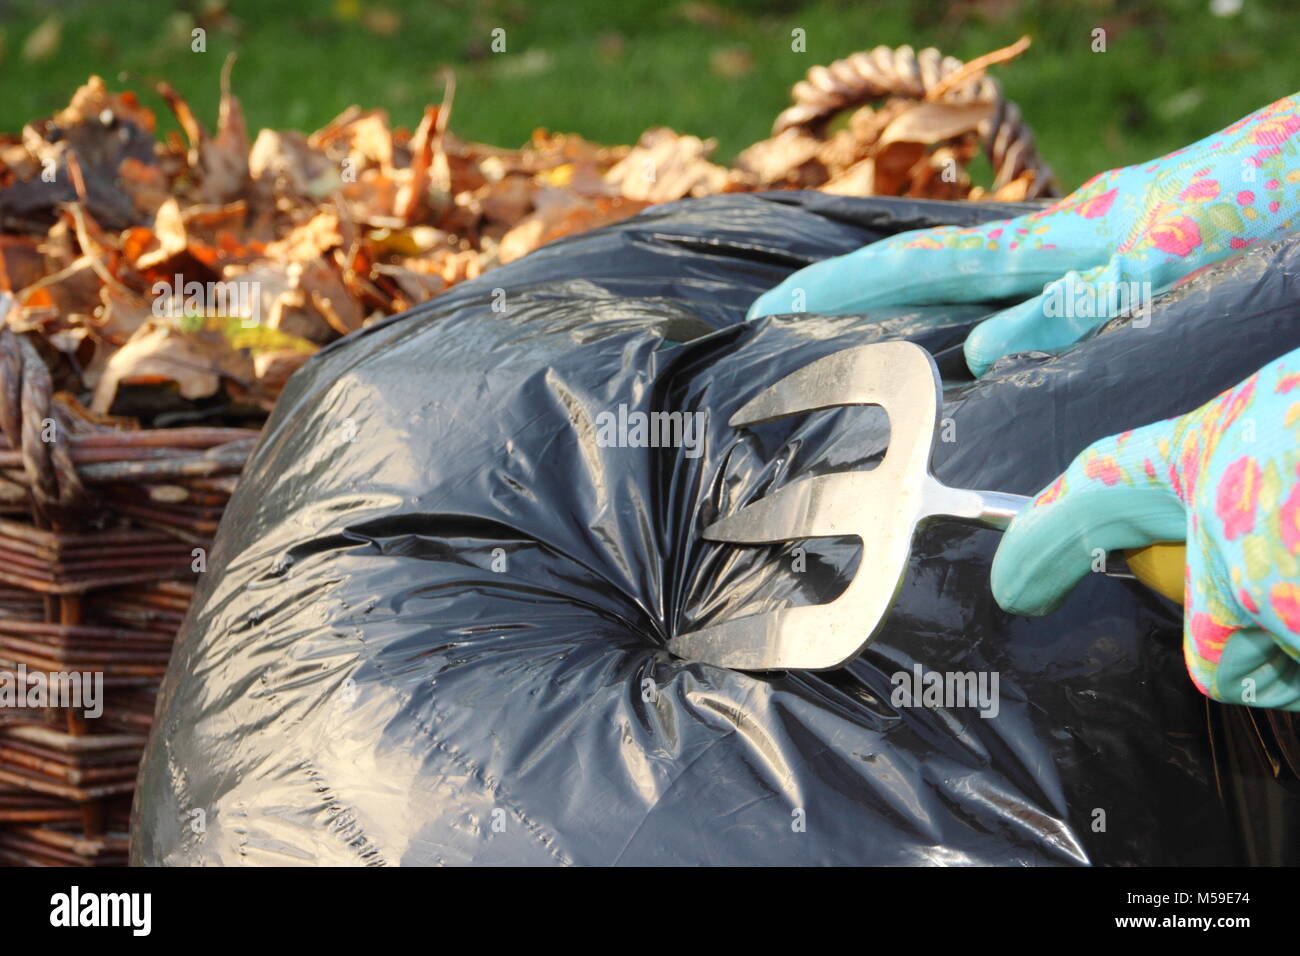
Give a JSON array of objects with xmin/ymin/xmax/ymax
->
[{"xmin": 921, "ymin": 476, "xmax": 1031, "ymax": 531}]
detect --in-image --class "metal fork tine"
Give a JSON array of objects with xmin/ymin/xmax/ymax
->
[{"xmin": 704, "ymin": 472, "xmax": 893, "ymax": 543}]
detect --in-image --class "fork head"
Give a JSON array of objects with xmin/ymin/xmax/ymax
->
[{"xmin": 668, "ymin": 340, "xmax": 944, "ymax": 671}]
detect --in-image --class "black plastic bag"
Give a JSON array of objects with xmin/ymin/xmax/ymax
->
[{"xmin": 132, "ymin": 192, "xmax": 1300, "ymax": 865}]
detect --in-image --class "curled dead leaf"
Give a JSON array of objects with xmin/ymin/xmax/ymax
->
[
  {"xmin": 91, "ymin": 318, "xmax": 253, "ymax": 412},
  {"xmin": 605, "ymin": 128, "xmax": 730, "ymax": 202},
  {"xmin": 876, "ymin": 101, "xmax": 994, "ymax": 147}
]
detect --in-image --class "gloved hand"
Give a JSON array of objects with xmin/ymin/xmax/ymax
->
[
  {"xmin": 991, "ymin": 347, "xmax": 1300, "ymax": 710},
  {"xmin": 749, "ymin": 93, "xmax": 1300, "ymax": 376}
]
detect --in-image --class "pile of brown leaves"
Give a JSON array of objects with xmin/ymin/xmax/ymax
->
[{"xmin": 0, "ymin": 46, "xmax": 1040, "ymax": 419}]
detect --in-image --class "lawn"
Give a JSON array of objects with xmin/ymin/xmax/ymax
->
[{"xmin": 0, "ymin": 0, "xmax": 1296, "ymax": 190}]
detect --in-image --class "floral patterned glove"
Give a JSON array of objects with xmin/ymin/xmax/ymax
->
[
  {"xmin": 991, "ymin": 347, "xmax": 1300, "ymax": 710},
  {"xmin": 749, "ymin": 93, "xmax": 1300, "ymax": 376}
]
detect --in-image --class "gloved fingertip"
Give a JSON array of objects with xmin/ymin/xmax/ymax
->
[
  {"xmin": 745, "ymin": 293, "xmax": 771, "ymax": 321},
  {"xmin": 962, "ymin": 326, "xmax": 998, "ymax": 378},
  {"xmin": 989, "ymin": 508, "xmax": 1085, "ymax": 617},
  {"xmin": 963, "ymin": 296, "xmax": 1050, "ymax": 377}
]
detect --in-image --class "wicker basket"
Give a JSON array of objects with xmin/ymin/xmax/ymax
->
[{"xmin": 0, "ymin": 327, "xmax": 256, "ymax": 865}]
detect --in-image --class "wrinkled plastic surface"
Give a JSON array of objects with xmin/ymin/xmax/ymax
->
[{"xmin": 133, "ymin": 192, "xmax": 1300, "ymax": 866}]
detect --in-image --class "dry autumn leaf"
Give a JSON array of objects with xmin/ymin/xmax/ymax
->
[
  {"xmin": 604, "ymin": 127, "xmax": 734, "ymax": 202},
  {"xmin": 876, "ymin": 101, "xmax": 996, "ymax": 148},
  {"xmin": 91, "ymin": 319, "xmax": 252, "ymax": 412}
]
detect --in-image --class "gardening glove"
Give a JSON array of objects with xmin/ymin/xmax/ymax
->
[
  {"xmin": 748, "ymin": 92, "xmax": 1300, "ymax": 376},
  {"xmin": 991, "ymin": 347, "xmax": 1300, "ymax": 711}
]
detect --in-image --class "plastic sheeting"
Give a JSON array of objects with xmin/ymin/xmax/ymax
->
[{"xmin": 132, "ymin": 192, "xmax": 1300, "ymax": 865}]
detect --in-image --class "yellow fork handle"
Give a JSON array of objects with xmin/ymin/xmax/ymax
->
[{"xmin": 1123, "ymin": 542, "xmax": 1186, "ymax": 605}]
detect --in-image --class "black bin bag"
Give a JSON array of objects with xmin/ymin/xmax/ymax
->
[{"xmin": 132, "ymin": 192, "xmax": 1300, "ymax": 865}]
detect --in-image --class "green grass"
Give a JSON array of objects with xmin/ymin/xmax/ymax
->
[{"xmin": 0, "ymin": 0, "xmax": 1296, "ymax": 190}]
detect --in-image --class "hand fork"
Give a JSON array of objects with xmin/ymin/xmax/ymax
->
[{"xmin": 667, "ymin": 340, "xmax": 1182, "ymax": 671}]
